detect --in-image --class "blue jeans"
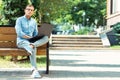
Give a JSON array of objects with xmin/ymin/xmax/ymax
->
[{"xmin": 17, "ymin": 36, "xmax": 48, "ymax": 69}]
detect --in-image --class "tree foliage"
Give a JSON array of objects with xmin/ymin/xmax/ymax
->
[
  {"xmin": 57, "ymin": 0, "xmax": 106, "ymax": 27},
  {"xmin": 32, "ymin": 0, "xmax": 72, "ymax": 24},
  {"xmin": 1, "ymin": 0, "xmax": 28, "ymax": 25},
  {"xmin": 0, "ymin": 0, "xmax": 72, "ymax": 25},
  {"xmin": 0, "ymin": 0, "xmax": 106, "ymax": 27}
]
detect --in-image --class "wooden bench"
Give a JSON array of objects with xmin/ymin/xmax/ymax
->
[{"xmin": 0, "ymin": 24, "xmax": 52, "ymax": 74}]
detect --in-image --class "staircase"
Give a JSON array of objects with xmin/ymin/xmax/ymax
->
[{"xmin": 50, "ymin": 35, "xmax": 108, "ymax": 50}]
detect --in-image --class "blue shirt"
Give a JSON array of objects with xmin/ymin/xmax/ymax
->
[{"xmin": 15, "ymin": 16, "xmax": 38, "ymax": 44}]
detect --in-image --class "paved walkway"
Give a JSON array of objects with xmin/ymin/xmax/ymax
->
[{"xmin": 0, "ymin": 50, "xmax": 120, "ymax": 80}]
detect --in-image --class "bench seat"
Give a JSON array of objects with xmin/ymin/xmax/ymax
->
[
  {"xmin": 0, "ymin": 24, "xmax": 52, "ymax": 74},
  {"xmin": 0, "ymin": 48, "xmax": 29, "ymax": 56}
]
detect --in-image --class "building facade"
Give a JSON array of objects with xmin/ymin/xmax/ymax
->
[{"xmin": 107, "ymin": 0, "xmax": 120, "ymax": 29}]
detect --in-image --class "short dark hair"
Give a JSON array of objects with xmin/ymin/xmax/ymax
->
[{"xmin": 25, "ymin": 4, "xmax": 34, "ymax": 9}]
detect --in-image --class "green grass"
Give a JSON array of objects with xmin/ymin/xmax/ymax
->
[
  {"xmin": 0, "ymin": 56, "xmax": 46, "ymax": 68},
  {"xmin": 110, "ymin": 45, "xmax": 120, "ymax": 49}
]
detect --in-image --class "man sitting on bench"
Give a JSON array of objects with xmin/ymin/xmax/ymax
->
[{"xmin": 15, "ymin": 4, "xmax": 48, "ymax": 78}]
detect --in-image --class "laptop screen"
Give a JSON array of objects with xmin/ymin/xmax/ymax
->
[{"xmin": 38, "ymin": 23, "xmax": 53, "ymax": 38}]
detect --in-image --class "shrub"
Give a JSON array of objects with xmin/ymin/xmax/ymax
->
[
  {"xmin": 73, "ymin": 27, "xmax": 93, "ymax": 35},
  {"xmin": 112, "ymin": 22, "xmax": 120, "ymax": 44},
  {"xmin": 112, "ymin": 22, "xmax": 120, "ymax": 34}
]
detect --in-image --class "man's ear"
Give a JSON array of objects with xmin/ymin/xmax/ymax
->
[{"xmin": 24, "ymin": 9, "xmax": 26, "ymax": 13}]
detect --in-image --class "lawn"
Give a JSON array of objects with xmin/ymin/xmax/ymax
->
[
  {"xmin": 110, "ymin": 45, "xmax": 120, "ymax": 49},
  {"xmin": 0, "ymin": 56, "xmax": 46, "ymax": 68}
]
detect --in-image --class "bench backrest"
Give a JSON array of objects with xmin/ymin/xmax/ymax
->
[
  {"xmin": 0, "ymin": 27, "xmax": 16, "ymax": 48},
  {"xmin": 0, "ymin": 23, "xmax": 53, "ymax": 48}
]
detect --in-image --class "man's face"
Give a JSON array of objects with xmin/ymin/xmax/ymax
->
[{"xmin": 24, "ymin": 6, "xmax": 34, "ymax": 17}]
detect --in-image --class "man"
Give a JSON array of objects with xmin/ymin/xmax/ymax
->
[{"xmin": 15, "ymin": 4, "xmax": 48, "ymax": 78}]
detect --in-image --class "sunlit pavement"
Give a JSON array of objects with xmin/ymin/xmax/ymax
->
[{"xmin": 0, "ymin": 50, "xmax": 120, "ymax": 80}]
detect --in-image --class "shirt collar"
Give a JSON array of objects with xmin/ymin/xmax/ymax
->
[{"xmin": 23, "ymin": 15, "xmax": 31, "ymax": 20}]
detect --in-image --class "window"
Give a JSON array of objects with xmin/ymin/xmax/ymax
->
[{"xmin": 111, "ymin": 0, "xmax": 120, "ymax": 14}]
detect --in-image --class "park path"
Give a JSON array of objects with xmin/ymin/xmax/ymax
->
[{"xmin": 0, "ymin": 50, "xmax": 120, "ymax": 80}]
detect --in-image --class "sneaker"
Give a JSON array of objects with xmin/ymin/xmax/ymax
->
[{"xmin": 31, "ymin": 70, "xmax": 41, "ymax": 78}]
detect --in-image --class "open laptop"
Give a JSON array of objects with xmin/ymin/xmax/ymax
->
[
  {"xmin": 38, "ymin": 23, "xmax": 53, "ymax": 38},
  {"xmin": 28, "ymin": 23, "xmax": 53, "ymax": 43}
]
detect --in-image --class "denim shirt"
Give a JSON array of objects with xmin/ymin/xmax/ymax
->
[{"xmin": 15, "ymin": 16, "xmax": 38, "ymax": 44}]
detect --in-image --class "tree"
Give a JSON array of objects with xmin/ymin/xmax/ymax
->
[
  {"xmin": 70, "ymin": 0, "xmax": 106, "ymax": 27},
  {"xmin": 1, "ymin": 0, "xmax": 28, "ymax": 25},
  {"xmin": 55, "ymin": 0, "xmax": 106, "ymax": 27},
  {"xmin": 1, "ymin": 0, "xmax": 72, "ymax": 25},
  {"xmin": 1, "ymin": 0, "xmax": 106, "ymax": 27},
  {"xmin": 31, "ymin": 0, "xmax": 73, "ymax": 25}
]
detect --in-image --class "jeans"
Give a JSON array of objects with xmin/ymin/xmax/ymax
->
[{"xmin": 17, "ymin": 36, "xmax": 48, "ymax": 69}]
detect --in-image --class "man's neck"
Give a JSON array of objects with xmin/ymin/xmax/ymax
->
[{"xmin": 25, "ymin": 15, "xmax": 31, "ymax": 20}]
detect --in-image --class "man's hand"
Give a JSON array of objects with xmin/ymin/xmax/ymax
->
[{"xmin": 23, "ymin": 35, "xmax": 32, "ymax": 39}]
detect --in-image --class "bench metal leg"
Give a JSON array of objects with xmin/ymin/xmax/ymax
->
[{"xmin": 46, "ymin": 42, "xmax": 49, "ymax": 74}]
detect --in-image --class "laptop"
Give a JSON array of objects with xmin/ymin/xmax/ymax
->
[
  {"xmin": 28, "ymin": 23, "xmax": 53, "ymax": 43},
  {"xmin": 38, "ymin": 23, "xmax": 53, "ymax": 38}
]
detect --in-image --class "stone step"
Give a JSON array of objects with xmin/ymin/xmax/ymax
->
[
  {"xmin": 52, "ymin": 39, "xmax": 101, "ymax": 42},
  {"xmin": 52, "ymin": 35, "xmax": 99, "ymax": 37},
  {"xmin": 52, "ymin": 36, "xmax": 100, "ymax": 39},
  {"xmin": 50, "ymin": 46, "xmax": 109, "ymax": 50},
  {"xmin": 52, "ymin": 41, "xmax": 102, "ymax": 44},
  {"xmin": 52, "ymin": 36, "xmax": 100, "ymax": 38},
  {"xmin": 50, "ymin": 35, "xmax": 104, "ymax": 50},
  {"xmin": 51, "ymin": 44, "xmax": 103, "ymax": 47}
]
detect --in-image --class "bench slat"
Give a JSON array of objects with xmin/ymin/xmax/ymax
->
[
  {"xmin": 0, "ymin": 27, "xmax": 16, "ymax": 34},
  {"xmin": 0, "ymin": 48, "xmax": 29, "ymax": 56},
  {"xmin": 0, "ymin": 48, "xmax": 46, "ymax": 56},
  {"xmin": 0, "ymin": 41, "xmax": 16, "ymax": 48},
  {"xmin": 0, "ymin": 41, "xmax": 47, "ymax": 48},
  {"xmin": 37, "ymin": 49, "xmax": 46, "ymax": 55},
  {"xmin": 0, "ymin": 35, "xmax": 16, "ymax": 41}
]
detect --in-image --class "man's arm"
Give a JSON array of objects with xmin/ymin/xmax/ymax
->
[{"xmin": 15, "ymin": 18, "xmax": 31, "ymax": 39}]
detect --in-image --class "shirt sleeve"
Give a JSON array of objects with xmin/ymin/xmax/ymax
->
[
  {"xmin": 33, "ymin": 21, "xmax": 38, "ymax": 37},
  {"xmin": 15, "ymin": 18, "xmax": 26, "ymax": 38}
]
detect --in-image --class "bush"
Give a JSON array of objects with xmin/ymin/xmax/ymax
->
[
  {"xmin": 112, "ymin": 22, "xmax": 120, "ymax": 34},
  {"xmin": 112, "ymin": 22, "xmax": 120, "ymax": 44},
  {"xmin": 72, "ymin": 27, "xmax": 94, "ymax": 35}
]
